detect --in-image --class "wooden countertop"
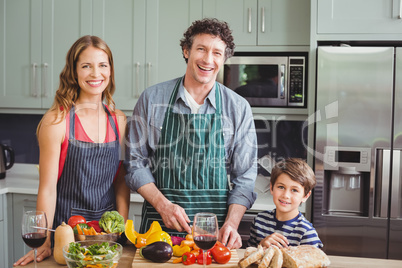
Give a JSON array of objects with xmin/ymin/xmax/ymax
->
[{"xmin": 23, "ymin": 244, "xmax": 402, "ymax": 267}]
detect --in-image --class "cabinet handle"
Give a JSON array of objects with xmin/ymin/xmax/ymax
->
[
  {"xmin": 399, "ymin": 0, "xmax": 402, "ymax": 19},
  {"xmin": 134, "ymin": 62, "xmax": 140, "ymax": 98},
  {"xmin": 248, "ymin": 8, "xmax": 252, "ymax": 33},
  {"xmin": 376, "ymin": 149, "xmax": 390, "ymax": 218},
  {"xmin": 31, "ymin": 63, "xmax": 38, "ymax": 97},
  {"xmin": 146, "ymin": 62, "xmax": 152, "ymax": 88},
  {"xmin": 42, "ymin": 63, "xmax": 48, "ymax": 97},
  {"xmin": 261, "ymin": 7, "xmax": 265, "ymax": 33},
  {"xmin": 391, "ymin": 150, "xmax": 402, "ymax": 218}
]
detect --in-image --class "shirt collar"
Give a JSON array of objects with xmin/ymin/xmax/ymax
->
[{"xmin": 175, "ymin": 77, "xmax": 217, "ymax": 109}]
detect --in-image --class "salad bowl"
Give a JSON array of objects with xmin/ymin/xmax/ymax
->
[{"xmin": 63, "ymin": 240, "xmax": 122, "ymax": 268}]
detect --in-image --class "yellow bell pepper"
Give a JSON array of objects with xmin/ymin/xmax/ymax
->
[
  {"xmin": 145, "ymin": 230, "xmax": 173, "ymax": 246},
  {"xmin": 172, "ymin": 245, "xmax": 191, "ymax": 257}
]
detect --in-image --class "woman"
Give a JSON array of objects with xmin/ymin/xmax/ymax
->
[{"xmin": 14, "ymin": 35, "xmax": 130, "ymax": 266}]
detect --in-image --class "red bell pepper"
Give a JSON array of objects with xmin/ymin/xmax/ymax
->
[
  {"xmin": 86, "ymin": 220, "xmax": 102, "ymax": 233},
  {"xmin": 196, "ymin": 250, "xmax": 212, "ymax": 265},
  {"xmin": 182, "ymin": 252, "xmax": 196, "ymax": 265}
]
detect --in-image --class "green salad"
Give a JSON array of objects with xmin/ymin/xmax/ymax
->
[{"xmin": 66, "ymin": 242, "xmax": 120, "ymax": 268}]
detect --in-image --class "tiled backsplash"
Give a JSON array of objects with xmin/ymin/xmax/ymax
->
[{"xmin": 0, "ymin": 114, "xmax": 42, "ymax": 164}]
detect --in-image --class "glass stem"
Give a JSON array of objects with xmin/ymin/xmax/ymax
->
[
  {"xmin": 203, "ymin": 250, "xmax": 206, "ymax": 268},
  {"xmin": 34, "ymin": 248, "xmax": 37, "ymax": 268}
]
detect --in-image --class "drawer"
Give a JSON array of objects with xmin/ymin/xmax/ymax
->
[{"xmin": 0, "ymin": 194, "xmax": 3, "ymax": 221}]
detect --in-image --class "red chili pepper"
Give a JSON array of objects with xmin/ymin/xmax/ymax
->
[
  {"xmin": 196, "ymin": 250, "xmax": 212, "ymax": 265},
  {"xmin": 182, "ymin": 252, "xmax": 196, "ymax": 265}
]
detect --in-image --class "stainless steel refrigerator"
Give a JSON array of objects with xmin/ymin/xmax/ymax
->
[{"xmin": 314, "ymin": 46, "xmax": 402, "ymax": 259}]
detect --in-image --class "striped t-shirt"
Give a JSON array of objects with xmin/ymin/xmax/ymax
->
[{"xmin": 248, "ymin": 209, "xmax": 323, "ymax": 248}]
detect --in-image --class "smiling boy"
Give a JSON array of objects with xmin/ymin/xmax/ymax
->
[{"xmin": 248, "ymin": 158, "xmax": 323, "ymax": 248}]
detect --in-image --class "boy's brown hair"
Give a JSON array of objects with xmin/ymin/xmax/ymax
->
[{"xmin": 270, "ymin": 158, "xmax": 316, "ymax": 196}]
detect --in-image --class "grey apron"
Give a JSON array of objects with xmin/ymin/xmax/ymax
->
[
  {"xmin": 140, "ymin": 78, "xmax": 229, "ymax": 236},
  {"xmin": 53, "ymin": 104, "xmax": 120, "ymax": 230}
]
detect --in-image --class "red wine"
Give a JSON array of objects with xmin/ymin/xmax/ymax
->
[
  {"xmin": 194, "ymin": 235, "xmax": 217, "ymax": 250},
  {"xmin": 22, "ymin": 233, "xmax": 47, "ymax": 248}
]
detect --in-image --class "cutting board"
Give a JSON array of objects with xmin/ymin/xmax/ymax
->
[{"xmin": 132, "ymin": 249, "xmax": 239, "ymax": 267}]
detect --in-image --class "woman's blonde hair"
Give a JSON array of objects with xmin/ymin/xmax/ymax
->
[{"xmin": 37, "ymin": 35, "xmax": 116, "ymax": 136}]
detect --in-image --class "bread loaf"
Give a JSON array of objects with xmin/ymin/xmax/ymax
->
[
  {"xmin": 281, "ymin": 245, "xmax": 330, "ymax": 268},
  {"xmin": 268, "ymin": 246, "xmax": 283, "ymax": 268},
  {"xmin": 238, "ymin": 245, "xmax": 264, "ymax": 268},
  {"xmin": 258, "ymin": 246, "xmax": 275, "ymax": 268}
]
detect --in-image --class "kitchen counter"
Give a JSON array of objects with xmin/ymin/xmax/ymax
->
[
  {"xmin": 0, "ymin": 163, "xmax": 144, "ymax": 202},
  {"xmin": 21, "ymin": 246, "xmax": 402, "ymax": 267}
]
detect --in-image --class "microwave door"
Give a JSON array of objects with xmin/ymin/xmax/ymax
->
[{"xmin": 217, "ymin": 56, "xmax": 288, "ymax": 107}]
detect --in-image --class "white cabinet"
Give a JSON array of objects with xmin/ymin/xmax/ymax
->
[
  {"xmin": 92, "ymin": 0, "xmax": 203, "ymax": 111},
  {"xmin": 0, "ymin": 194, "xmax": 7, "ymax": 268},
  {"xmin": 128, "ymin": 198, "xmax": 144, "ymax": 233},
  {"xmin": 317, "ymin": 0, "xmax": 402, "ymax": 34},
  {"xmin": 0, "ymin": 0, "xmax": 92, "ymax": 110},
  {"xmin": 202, "ymin": 0, "xmax": 310, "ymax": 46},
  {"xmin": 7, "ymin": 194, "xmax": 38, "ymax": 264}
]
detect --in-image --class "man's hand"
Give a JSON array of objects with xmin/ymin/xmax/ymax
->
[
  {"xmin": 158, "ymin": 202, "xmax": 191, "ymax": 233},
  {"xmin": 259, "ymin": 232, "xmax": 289, "ymax": 249},
  {"xmin": 137, "ymin": 183, "xmax": 192, "ymax": 234},
  {"xmin": 219, "ymin": 221, "xmax": 242, "ymax": 249}
]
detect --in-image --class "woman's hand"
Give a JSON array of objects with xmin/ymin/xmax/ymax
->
[
  {"xmin": 13, "ymin": 243, "xmax": 52, "ymax": 266},
  {"xmin": 259, "ymin": 232, "xmax": 289, "ymax": 249}
]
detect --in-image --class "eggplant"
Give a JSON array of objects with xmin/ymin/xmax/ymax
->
[{"xmin": 139, "ymin": 241, "xmax": 173, "ymax": 263}]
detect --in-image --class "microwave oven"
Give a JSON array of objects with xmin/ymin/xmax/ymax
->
[{"xmin": 217, "ymin": 53, "xmax": 307, "ymax": 107}]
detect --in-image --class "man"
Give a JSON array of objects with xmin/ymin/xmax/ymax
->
[{"xmin": 124, "ymin": 18, "xmax": 257, "ymax": 249}]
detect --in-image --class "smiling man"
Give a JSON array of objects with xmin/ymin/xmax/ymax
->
[{"xmin": 124, "ymin": 18, "xmax": 257, "ymax": 249}]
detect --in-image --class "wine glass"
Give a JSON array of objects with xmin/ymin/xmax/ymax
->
[
  {"xmin": 21, "ymin": 211, "xmax": 48, "ymax": 268},
  {"xmin": 192, "ymin": 213, "xmax": 219, "ymax": 268}
]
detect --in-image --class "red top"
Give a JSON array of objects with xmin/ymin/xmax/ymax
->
[{"xmin": 58, "ymin": 107, "xmax": 121, "ymax": 179}]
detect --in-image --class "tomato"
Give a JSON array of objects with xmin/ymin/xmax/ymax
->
[
  {"xmin": 210, "ymin": 243, "xmax": 231, "ymax": 264},
  {"xmin": 67, "ymin": 215, "xmax": 86, "ymax": 228}
]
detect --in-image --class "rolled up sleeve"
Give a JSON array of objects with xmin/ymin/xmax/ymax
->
[
  {"xmin": 226, "ymin": 97, "xmax": 258, "ymax": 209},
  {"xmin": 124, "ymin": 93, "xmax": 156, "ymax": 191}
]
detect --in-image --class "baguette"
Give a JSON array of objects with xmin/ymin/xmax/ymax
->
[
  {"xmin": 238, "ymin": 245, "xmax": 264, "ymax": 268},
  {"xmin": 281, "ymin": 245, "xmax": 331, "ymax": 268},
  {"xmin": 268, "ymin": 246, "xmax": 283, "ymax": 268},
  {"xmin": 258, "ymin": 246, "xmax": 275, "ymax": 268}
]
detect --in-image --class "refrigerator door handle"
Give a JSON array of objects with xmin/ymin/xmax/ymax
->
[
  {"xmin": 391, "ymin": 150, "xmax": 402, "ymax": 218},
  {"xmin": 378, "ymin": 149, "xmax": 391, "ymax": 218}
]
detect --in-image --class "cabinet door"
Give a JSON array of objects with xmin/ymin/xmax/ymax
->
[
  {"xmin": 317, "ymin": 0, "xmax": 399, "ymax": 34},
  {"xmin": 0, "ymin": 0, "xmax": 92, "ymax": 109},
  {"xmin": 41, "ymin": 0, "xmax": 93, "ymax": 108},
  {"xmin": 148, "ymin": 0, "xmax": 203, "ymax": 84},
  {"xmin": 0, "ymin": 194, "xmax": 6, "ymax": 268},
  {"xmin": 203, "ymin": 0, "xmax": 258, "ymax": 46},
  {"xmin": 0, "ymin": 0, "xmax": 42, "ymax": 108},
  {"xmin": 11, "ymin": 194, "xmax": 37, "ymax": 263},
  {"xmin": 258, "ymin": 0, "xmax": 310, "ymax": 46},
  {"xmin": 95, "ymin": 0, "xmax": 202, "ymax": 111},
  {"xmin": 128, "ymin": 201, "xmax": 143, "ymax": 233},
  {"xmin": 93, "ymin": 0, "xmax": 146, "ymax": 111}
]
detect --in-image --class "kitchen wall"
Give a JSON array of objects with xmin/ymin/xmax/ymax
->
[{"xmin": 0, "ymin": 114, "xmax": 41, "ymax": 164}]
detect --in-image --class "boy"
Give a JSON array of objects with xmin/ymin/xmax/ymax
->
[{"xmin": 248, "ymin": 158, "xmax": 323, "ymax": 248}]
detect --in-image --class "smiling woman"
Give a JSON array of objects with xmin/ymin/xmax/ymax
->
[{"xmin": 13, "ymin": 35, "xmax": 130, "ymax": 267}]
